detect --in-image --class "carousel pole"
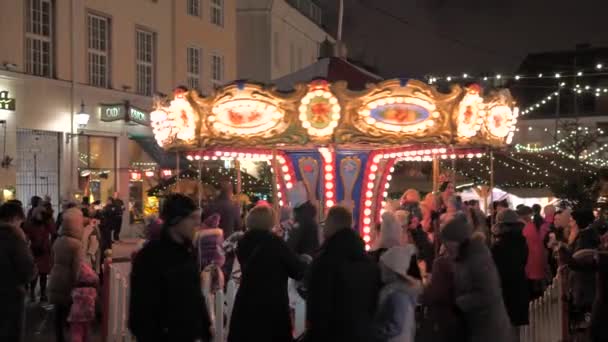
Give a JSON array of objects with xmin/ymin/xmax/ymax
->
[
  {"xmin": 432, "ymin": 155, "xmax": 440, "ymax": 192},
  {"xmin": 489, "ymin": 148, "xmax": 495, "ymax": 226},
  {"xmin": 176, "ymin": 151, "xmax": 180, "ymax": 187},
  {"xmin": 235, "ymin": 159, "xmax": 242, "ymax": 195},
  {"xmin": 197, "ymin": 159, "xmax": 202, "ymax": 207},
  {"xmin": 271, "ymin": 149, "xmax": 280, "ymax": 224}
]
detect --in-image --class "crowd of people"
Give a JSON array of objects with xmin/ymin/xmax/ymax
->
[
  {"xmin": 2, "ymin": 179, "xmax": 607, "ymax": 342},
  {"xmin": 0, "ymin": 194, "xmax": 125, "ymax": 342},
  {"xmin": 127, "ymin": 180, "xmax": 608, "ymax": 342}
]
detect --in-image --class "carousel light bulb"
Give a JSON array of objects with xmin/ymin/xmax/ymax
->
[
  {"xmin": 366, "ymin": 190, "xmax": 373, "ymax": 198},
  {"xmin": 365, "ymin": 200, "xmax": 373, "ymax": 207},
  {"xmin": 326, "ymin": 183, "xmax": 334, "ymax": 190},
  {"xmin": 363, "ymin": 217, "xmax": 371, "ymax": 225},
  {"xmin": 326, "ymin": 199, "xmax": 335, "ymax": 207},
  {"xmin": 363, "ymin": 226, "xmax": 371, "ymax": 234}
]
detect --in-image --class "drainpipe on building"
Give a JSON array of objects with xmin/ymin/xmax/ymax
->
[{"xmin": 69, "ymin": 0, "xmax": 77, "ymax": 199}]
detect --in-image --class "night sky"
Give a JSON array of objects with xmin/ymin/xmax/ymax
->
[{"xmin": 319, "ymin": 0, "xmax": 608, "ymax": 78}]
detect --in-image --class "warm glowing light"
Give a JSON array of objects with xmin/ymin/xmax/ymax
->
[
  {"xmin": 325, "ymin": 174, "xmax": 334, "ymax": 181},
  {"xmin": 325, "ymin": 183, "xmax": 334, "ymax": 190},
  {"xmin": 363, "ymin": 226, "xmax": 371, "ymax": 234},
  {"xmin": 366, "ymin": 190, "xmax": 373, "ymax": 198},
  {"xmin": 145, "ymin": 171, "xmax": 155, "ymax": 178},
  {"xmin": 365, "ymin": 200, "xmax": 373, "ymax": 207},
  {"xmin": 326, "ymin": 199, "xmax": 335, "ymax": 207},
  {"xmin": 130, "ymin": 172, "xmax": 142, "ymax": 181},
  {"xmin": 325, "ymin": 165, "xmax": 333, "ymax": 172},
  {"xmin": 364, "ymin": 208, "xmax": 372, "ymax": 216},
  {"xmin": 286, "ymin": 182, "xmax": 293, "ymax": 189},
  {"xmin": 363, "ymin": 217, "xmax": 371, "ymax": 225},
  {"xmin": 325, "ymin": 191, "xmax": 334, "ymax": 198},
  {"xmin": 363, "ymin": 235, "xmax": 371, "ymax": 243}
]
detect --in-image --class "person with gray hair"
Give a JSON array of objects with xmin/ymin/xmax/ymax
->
[{"xmin": 228, "ymin": 205, "xmax": 306, "ymax": 342}]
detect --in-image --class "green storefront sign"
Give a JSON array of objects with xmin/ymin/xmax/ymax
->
[
  {"xmin": 0, "ymin": 90, "xmax": 16, "ymax": 111},
  {"xmin": 99, "ymin": 102, "xmax": 149, "ymax": 126}
]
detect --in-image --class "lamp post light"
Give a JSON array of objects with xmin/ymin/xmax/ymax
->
[{"xmin": 76, "ymin": 101, "xmax": 90, "ymax": 129}]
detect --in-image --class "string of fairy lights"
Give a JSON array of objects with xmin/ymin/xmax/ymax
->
[
  {"xmin": 514, "ymin": 127, "xmax": 608, "ymax": 168},
  {"xmin": 426, "ymin": 63, "xmax": 608, "ymax": 84}
]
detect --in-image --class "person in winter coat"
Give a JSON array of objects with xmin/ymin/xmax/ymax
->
[
  {"xmin": 371, "ymin": 245, "xmax": 422, "ymax": 342},
  {"xmin": 559, "ymin": 239, "xmax": 608, "ymax": 342},
  {"xmin": 68, "ymin": 262, "xmax": 99, "ymax": 342},
  {"xmin": 48, "ymin": 208, "xmax": 85, "ymax": 342},
  {"xmin": 518, "ymin": 205, "xmax": 549, "ymax": 300},
  {"xmin": 196, "ymin": 213, "xmax": 225, "ymax": 271},
  {"xmin": 129, "ymin": 194, "xmax": 211, "ymax": 342},
  {"xmin": 491, "ymin": 209, "xmax": 530, "ymax": 340},
  {"xmin": 288, "ymin": 201, "xmax": 320, "ymax": 257},
  {"xmin": 441, "ymin": 213, "xmax": 513, "ymax": 342},
  {"xmin": 228, "ymin": 205, "xmax": 306, "ymax": 342},
  {"xmin": 419, "ymin": 254, "xmax": 467, "ymax": 342},
  {"xmin": 0, "ymin": 202, "xmax": 35, "ymax": 342},
  {"xmin": 203, "ymin": 182, "xmax": 242, "ymax": 237},
  {"xmin": 305, "ymin": 206, "xmax": 381, "ymax": 342},
  {"xmin": 23, "ymin": 205, "xmax": 56, "ymax": 302},
  {"xmin": 567, "ymin": 208, "xmax": 600, "ymax": 323}
]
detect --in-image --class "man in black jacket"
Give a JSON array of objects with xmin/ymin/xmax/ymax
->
[
  {"xmin": 129, "ymin": 194, "xmax": 211, "ymax": 342},
  {"xmin": 0, "ymin": 202, "xmax": 35, "ymax": 342},
  {"xmin": 305, "ymin": 206, "xmax": 381, "ymax": 342}
]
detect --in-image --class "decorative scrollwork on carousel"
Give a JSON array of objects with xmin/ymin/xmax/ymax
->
[{"xmin": 150, "ymin": 88, "xmax": 200, "ymax": 150}]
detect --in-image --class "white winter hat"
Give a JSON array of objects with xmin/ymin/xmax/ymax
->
[
  {"xmin": 287, "ymin": 181, "xmax": 308, "ymax": 208},
  {"xmin": 380, "ymin": 245, "xmax": 416, "ymax": 279}
]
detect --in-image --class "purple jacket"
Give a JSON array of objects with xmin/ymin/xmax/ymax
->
[{"xmin": 196, "ymin": 228, "xmax": 225, "ymax": 271}]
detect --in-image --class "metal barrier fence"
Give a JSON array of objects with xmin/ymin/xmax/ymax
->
[
  {"xmin": 520, "ymin": 267, "xmax": 569, "ymax": 342},
  {"xmin": 103, "ymin": 260, "xmax": 306, "ymax": 342}
]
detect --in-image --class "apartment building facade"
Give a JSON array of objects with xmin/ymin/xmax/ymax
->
[
  {"xmin": 0, "ymin": 0, "xmax": 236, "ymax": 218},
  {"xmin": 236, "ymin": 0, "xmax": 330, "ymax": 83}
]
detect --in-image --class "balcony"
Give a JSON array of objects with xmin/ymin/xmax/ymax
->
[{"xmin": 286, "ymin": 0, "xmax": 323, "ymax": 26}]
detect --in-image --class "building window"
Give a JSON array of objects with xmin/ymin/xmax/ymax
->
[
  {"xmin": 211, "ymin": 0, "xmax": 224, "ymax": 27},
  {"xmin": 273, "ymin": 32, "xmax": 280, "ymax": 68},
  {"xmin": 136, "ymin": 29, "xmax": 155, "ymax": 96},
  {"xmin": 25, "ymin": 0, "xmax": 54, "ymax": 77},
  {"xmin": 187, "ymin": 47, "xmax": 201, "ymax": 91},
  {"xmin": 187, "ymin": 0, "xmax": 200, "ymax": 17},
  {"xmin": 211, "ymin": 53, "xmax": 224, "ymax": 87},
  {"xmin": 87, "ymin": 13, "xmax": 110, "ymax": 88}
]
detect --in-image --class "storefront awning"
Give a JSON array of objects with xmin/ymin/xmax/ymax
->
[{"xmin": 130, "ymin": 136, "xmax": 190, "ymax": 169}]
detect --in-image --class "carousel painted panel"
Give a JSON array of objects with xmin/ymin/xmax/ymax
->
[
  {"xmin": 333, "ymin": 79, "xmax": 456, "ymax": 145},
  {"xmin": 150, "ymin": 88, "xmax": 200, "ymax": 149}
]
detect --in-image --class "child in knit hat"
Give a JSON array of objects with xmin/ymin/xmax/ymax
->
[{"xmin": 68, "ymin": 262, "xmax": 99, "ymax": 342}]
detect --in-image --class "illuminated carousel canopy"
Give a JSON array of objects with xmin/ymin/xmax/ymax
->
[{"xmin": 150, "ymin": 79, "xmax": 519, "ymax": 151}]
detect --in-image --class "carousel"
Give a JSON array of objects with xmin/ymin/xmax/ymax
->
[{"xmin": 149, "ymin": 78, "xmax": 518, "ymax": 249}]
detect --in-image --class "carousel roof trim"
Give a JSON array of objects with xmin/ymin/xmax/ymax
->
[{"xmin": 149, "ymin": 78, "xmax": 519, "ymax": 151}]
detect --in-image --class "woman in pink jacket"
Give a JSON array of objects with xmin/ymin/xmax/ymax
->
[{"xmin": 518, "ymin": 206, "xmax": 549, "ymax": 300}]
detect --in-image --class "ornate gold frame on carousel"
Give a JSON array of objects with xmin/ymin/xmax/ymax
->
[{"xmin": 150, "ymin": 79, "xmax": 518, "ymax": 150}]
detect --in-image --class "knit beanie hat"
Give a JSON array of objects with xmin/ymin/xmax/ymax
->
[
  {"xmin": 441, "ymin": 213, "xmax": 473, "ymax": 243},
  {"xmin": 202, "ymin": 213, "xmax": 221, "ymax": 229},
  {"xmin": 161, "ymin": 193, "xmax": 198, "ymax": 227}
]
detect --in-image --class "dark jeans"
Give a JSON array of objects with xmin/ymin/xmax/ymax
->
[
  {"xmin": 112, "ymin": 216, "xmax": 122, "ymax": 241},
  {"xmin": 55, "ymin": 303, "xmax": 69, "ymax": 342},
  {"xmin": 0, "ymin": 292, "xmax": 26, "ymax": 342}
]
